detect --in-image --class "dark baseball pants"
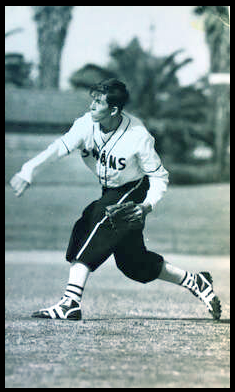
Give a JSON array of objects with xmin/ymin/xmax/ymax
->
[{"xmin": 66, "ymin": 176, "xmax": 164, "ymax": 284}]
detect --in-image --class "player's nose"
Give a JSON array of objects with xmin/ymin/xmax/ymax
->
[{"xmin": 90, "ymin": 101, "xmax": 96, "ymax": 111}]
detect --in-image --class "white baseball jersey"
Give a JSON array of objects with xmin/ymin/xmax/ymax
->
[{"xmin": 18, "ymin": 111, "xmax": 169, "ymax": 208}]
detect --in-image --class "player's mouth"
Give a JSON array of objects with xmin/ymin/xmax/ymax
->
[
  {"xmin": 90, "ymin": 110, "xmax": 106, "ymax": 122},
  {"xmin": 90, "ymin": 111, "xmax": 99, "ymax": 121}
]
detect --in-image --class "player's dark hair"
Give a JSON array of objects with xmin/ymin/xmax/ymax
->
[{"xmin": 90, "ymin": 79, "xmax": 129, "ymax": 112}]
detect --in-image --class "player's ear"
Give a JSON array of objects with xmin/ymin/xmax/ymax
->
[{"xmin": 111, "ymin": 106, "xmax": 118, "ymax": 117}]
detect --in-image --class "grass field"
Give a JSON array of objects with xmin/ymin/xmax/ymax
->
[
  {"xmin": 5, "ymin": 133, "xmax": 230, "ymax": 388},
  {"xmin": 5, "ymin": 253, "xmax": 230, "ymax": 388}
]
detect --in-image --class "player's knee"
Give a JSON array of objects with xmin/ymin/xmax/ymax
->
[
  {"xmin": 66, "ymin": 254, "xmax": 74, "ymax": 263},
  {"xmin": 133, "ymin": 276, "xmax": 152, "ymax": 284},
  {"xmin": 116, "ymin": 264, "xmax": 153, "ymax": 284}
]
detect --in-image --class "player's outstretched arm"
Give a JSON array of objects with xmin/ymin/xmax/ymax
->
[
  {"xmin": 10, "ymin": 174, "xmax": 30, "ymax": 197},
  {"xmin": 9, "ymin": 138, "xmax": 69, "ymax": 198}
]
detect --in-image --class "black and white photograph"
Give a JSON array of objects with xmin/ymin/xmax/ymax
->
[{"xmin": 5, "ymin": 6, "xmax": 230, "ymax": 388}]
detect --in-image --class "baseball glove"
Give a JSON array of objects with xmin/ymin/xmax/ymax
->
[{"xmin": 105, "ymin": 201, "xmax": 146, "ymax": 231}]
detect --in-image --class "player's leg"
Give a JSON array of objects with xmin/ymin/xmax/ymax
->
[
  {"xmin": 31, "ymin": 203, "xmax": 95, "ymax": 320},
  {"xmin": 65, "ymin": 181, "xmax": 148, "ymax": 272},
  {"xmin": 158, "ymin": 260, "xmax": 221, "ymax": 319},
  {"xmin": 114, "ymin": 229, "xmax": 164, "ymax": 284},
  {"xmin": 114, "ymin": 231, "xmax": 222, "ymax": 320},
  {"xmin": 31, "ymin": 261, "xmax": 90, "ymax": 320},
  {"xmin": 31, "ymin": 183, "xmax": 140, "ymax": 320},
  {"xmin": 157, "ymin": 260, "xmax": 186, "ymax": 284}
]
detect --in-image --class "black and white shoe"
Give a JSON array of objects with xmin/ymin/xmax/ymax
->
[
  {"xmin": 31, "ymin": 296, "xmax": 82, "ymax": 321},
  {"xmin": 181, "ymin": 271, "xmax": 222, "ymax": 320}
]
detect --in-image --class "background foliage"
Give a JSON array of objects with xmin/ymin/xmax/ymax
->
[{"xmin": 5, "ymin": 6, "xmax": 230, "ymax": 183}]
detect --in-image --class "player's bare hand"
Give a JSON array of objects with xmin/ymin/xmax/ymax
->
[{"xmin": 9, "ymin": 174, "xmax": 30, "ymax": 197}]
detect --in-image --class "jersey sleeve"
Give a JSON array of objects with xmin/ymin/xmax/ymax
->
[
  {"xmin": 137, "ymin": 131, "xmax": 169, "ymax": 208},
  {"xmin": 137, "ymin": 131, "xmax": 162, "ymax": 174},
  {"xmin": 60, "ymin": 113, "xmax": 90, "ymax": 154},
  {"xmin": 17, "ymin": 139, "xmax": 67, "ymax": 183},
  {"xmin": 16, "ymin": 113, "xmax": 90, "ymax": 184}
]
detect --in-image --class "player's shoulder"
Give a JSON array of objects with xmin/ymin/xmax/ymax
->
[
  {"xmin": 73, "ymin": 111, "xmax": 93, "ymax": 127},
  {"xmin": 124, "ymin": 111, "xmax": 145, "ymax": 128},
  {"xmin": 124, "ymin": 112, "xmax": 153, "ymax": 140},
  {"xmin": 62, "ymin": 112, "xmax": 93, "ymax": 146},
  {"xmin": 68, "ymin": 112, "xmax": 93, "ymax": 138}
]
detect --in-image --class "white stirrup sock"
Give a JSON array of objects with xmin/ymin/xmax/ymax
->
[
  {"xmin": 64, "ymin": 262, "xmax": 90, "ymax": 303},
  {"xmin": 158, "ymin": 260, "xmax": 187, "ymax": 285}
]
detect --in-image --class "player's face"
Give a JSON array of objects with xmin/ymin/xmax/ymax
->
[{"xmin": 90, "ymin": 92, "xmax": 112, "ymax": 122}]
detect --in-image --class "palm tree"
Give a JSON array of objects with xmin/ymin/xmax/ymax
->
[
  {"xmin": 70, "ymin": 37, "xmax": 210, "ymax": 163},
  {"xmin": 31, "ymin": 6, "xmax": 74, "ymax": 89},
  {"xmin": 108, "ymin": 38, "xmax": 209, "ymax": 162},
  {"xmin": 194, "ymin": 6, "xmax": 230, "ymax": 179}
]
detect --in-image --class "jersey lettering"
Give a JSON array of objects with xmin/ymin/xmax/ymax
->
[
  {"xmin": 82, "ymin": 148, "xmax": 126, "ymax": 171},
  {"xmin": 108, "ymin": 154, "xmax": 126, "ymax": 171},
  {"xmin": 109, "ymin": 155, "xmax": 116, "ymax": 170},
  {"xmin": 82, "ymin": 148, "xmax": 99, "ymax": 160},
  {"xmin": 100, "ymin": 150, "xmax": 107, "ymax": 166},
  {"xmin": 118, "ymin": 158, "xmax": 126, "ymax": 171},
  {"xmin": 81, "ymin": 148, "xmax": 89, "ymax": 158},
  {"xmin": 92, "ymin": 148, "xmax": 99, "ymax": 160}
]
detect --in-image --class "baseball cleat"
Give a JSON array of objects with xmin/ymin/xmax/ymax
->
[
  {"xmin": 31, "ymin": 296, "xmax": 82, "ymax": 320},
  {"xmin": 181, "ymin": 271, "xmax": 222, "ymax": 320}
]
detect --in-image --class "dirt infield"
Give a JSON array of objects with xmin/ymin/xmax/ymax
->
[{"xmin": 5, "ymin": 252, "xmax": 230, "ymax": 388}]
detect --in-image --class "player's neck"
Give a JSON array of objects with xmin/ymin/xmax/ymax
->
[{"xmin": 100, "ymin": 114, "xmax": 122, "ymax": 134}]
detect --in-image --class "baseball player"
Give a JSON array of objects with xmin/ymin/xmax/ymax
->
[{"xmin": 10, "ymin": 79, "xmax": 221, "ymax": 321}]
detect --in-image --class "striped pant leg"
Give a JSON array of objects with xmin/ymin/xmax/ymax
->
[{"xmin": 66, "ymin": 178, "xmax": 147, "ymax": 272}]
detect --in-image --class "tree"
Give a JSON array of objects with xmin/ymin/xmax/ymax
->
[
  {"xmin": 108, "ymin": 38, "xmax": 210, "ymax": 162},
  {"xmin": 70, "ymin": 37, "xmax": 211, "ymax": 163},
  {"xmin": 31, "ymin": 6, "xmax": 74, "ymax": 89},
  {"xmin": 194, "ymin": 6, "xmax": 230, "ymax": 180}
]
